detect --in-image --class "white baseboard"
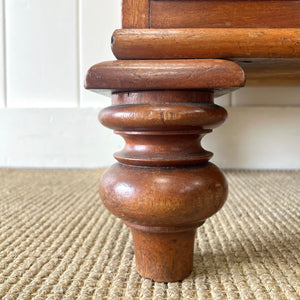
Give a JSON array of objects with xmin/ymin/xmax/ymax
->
[
  {"xmin": 0, "ymin": 107, "xmax": 299, "ymax": 169},
  {"xmin": 0, "ymin": 108, "xmax": 122, "ymax": 168},
  {"xmin": 204, "ymin": 107, "xmax": 300, "ymax": 169}
]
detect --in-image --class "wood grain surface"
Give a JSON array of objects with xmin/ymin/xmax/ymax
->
[
  {"xmin": 235, "ymin": 58, "xmax": 300, "ymax": 86},
  {"xmin": 150, "ymin": 0, "xmax": 300, "ymax": 28},
  {"xmin": 99, "ymin": 90, "xmax": 228, "ymax": 281},
  {"xmin": 85, "ymin": 60, "xmax": 245, "ymax": 94},
  {"xmin": 88, "ymin": 0, "xmax": 300, "ymax": 284},
  {"xmin": 112, "ymin": 28, "xmax": 300, "ymax": 59},
  {"xmin": 122, "ymin": 0, "xmax": 149, "ymax": 28}
]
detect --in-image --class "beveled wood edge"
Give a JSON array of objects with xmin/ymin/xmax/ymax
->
[
  {"xmin": 84, "ymin": 60, "xmax": 245, "ymax": 97},
  {"xmin": 112, "ymin": 28, "xmax": 300, "ymax": 59}
]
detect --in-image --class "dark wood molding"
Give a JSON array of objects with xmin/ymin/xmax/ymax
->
[
  {"xmin": 111, "ymin": 29, "xmax": 300, "ymax": 86},
  {"xmin": 112, "ymin": 28, "xmax": 300, "ymax": 59},
  {"xmin": 85, "ymin": 60, "xmax": 245, "ymax": 95}
]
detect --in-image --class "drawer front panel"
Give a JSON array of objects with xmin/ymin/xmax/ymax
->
[{"xmin": 150, "ymin": 1, "xmax": 300, "ymax": 28}]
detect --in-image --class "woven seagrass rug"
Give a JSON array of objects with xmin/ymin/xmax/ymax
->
[{"xmin": 0, "ymin": 168, "xmax": 299, "ymax": 300}]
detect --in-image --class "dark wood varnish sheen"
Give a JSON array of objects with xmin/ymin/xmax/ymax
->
[
  {"xmin": 85, "ymin": 60, "xmax": 245, "ymax": 282},
  {"xmin": 85, "ymin": 60, "xmax": 245, "ymax": 96},
  {"xmin": 111, "ymin": 28, "xmax": 300, "ymax": 86},
  {"xmin": 150, "ymin": 1, "xmax": 300, "ymax": 28},
  {"xmin": 85, "ymin": 0, "xmax": 300, "ymax": 283},
  {"xmin": 112, "ymin": 28, "xmax": 300, "ymax": 59},
  {"xmin": 99, "ymin": 91, "xmax": 229, "ymax": 282}
]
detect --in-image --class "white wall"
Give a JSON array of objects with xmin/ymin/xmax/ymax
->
[{"xmin": 0, "ymin": 0, "xmax": 299, "ymax": 169}]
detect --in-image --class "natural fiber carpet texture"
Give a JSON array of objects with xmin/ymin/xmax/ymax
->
[{"xmin": 0, "ymin": 169, "xmax": 299, "ymax": 300}]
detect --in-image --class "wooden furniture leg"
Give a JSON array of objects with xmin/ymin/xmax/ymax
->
[
  {"xmin": 85, "ymin": 60, "xmax": 245, "ymax": 282},
  {"xmin": 100, "ymin": 91, "xmax": 227, "ymax": 282},
  {"xmin": 85, "ymin": 0, "xmax": 300, "ymax": 284}
]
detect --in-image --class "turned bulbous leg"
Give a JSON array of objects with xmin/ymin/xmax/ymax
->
[
  {"xmin": 100, "ymin": 162, "xmax": 227, "ymax": 281},
  {"xmin": 99, "ymin": 90, "xmax": 228, "ymax": 282}
]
